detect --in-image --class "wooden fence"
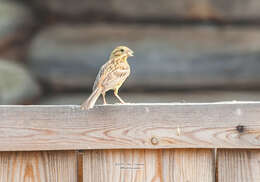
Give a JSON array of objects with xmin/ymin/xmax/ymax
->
[{"xmin": 0, "ymin": 102, "xmax": 260, "ymax": 181}]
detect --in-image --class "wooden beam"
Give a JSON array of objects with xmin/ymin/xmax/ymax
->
[{"xmin": 0, "ymin": 102, "xmax": 260, "ymax": 151}]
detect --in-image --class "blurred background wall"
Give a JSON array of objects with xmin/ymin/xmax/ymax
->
[{"xmin": 1, "ymin": 0, "xmax": 260, "ymax": 105}]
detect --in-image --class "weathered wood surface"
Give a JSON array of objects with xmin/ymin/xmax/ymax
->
[
  {"xmin": 218, "ymin": 149, "xmax": 260, "ymax": 182},
  {"xmin": 1, "ymin": 102, "xmax": 260, "ymax": 151},
  {"xmin": 83, "ymin": 149, "xmax": 214, "ymax": 182},
  {"xmin": 0, "ymin": 151, "xmax": 77, "ymax": 182}
]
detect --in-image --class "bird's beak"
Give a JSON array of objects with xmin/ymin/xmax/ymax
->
[{"xmin": 127, "ymin": 50, "xmax": 134, "ymax": 57}]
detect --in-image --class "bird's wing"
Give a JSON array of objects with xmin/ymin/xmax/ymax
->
[
  {"xmin": 92, "ymin": 57, "xmax": 116, "ymax": 91},
  {"xmin": 111, "ymin": 69, "xmax": 130, "ymax": 79},
  {"xmin": 92, "ymin": 56, "xmax": 130, "ymax": 91},
  {"xmin": 103, "ymin": 62, "xmax": 130, "ymax": 90},
  {"xmin": 92, "ymin": 63, "xmax": 107, "ymax": 91}
]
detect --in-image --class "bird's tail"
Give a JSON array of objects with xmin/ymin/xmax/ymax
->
[{"xmin": 81, "ymin": 88, "xmax": 102, "ymax": 110}]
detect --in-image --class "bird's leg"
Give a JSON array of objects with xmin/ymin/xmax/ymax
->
[
  {"xmin": 114, "ymin": 88, "xmax": 125, "ymax": 104},
  {"xmin": 102, "ymin": 92, "xmax": 107, "ymax": 105}
]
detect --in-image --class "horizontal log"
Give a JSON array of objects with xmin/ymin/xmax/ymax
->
[
  {"xmin": 33, "ymin": 0, "xmax": 260, "ymax": 21},
  {"xmin": 28, "ymin": 25, "xmax": 260, "ymax": 90},
  {"xmin": 40, "ymin": 91, "xmax": 260, "ymax": 105},
  {"xmin": 1, "ymin": 102, "xmax": 260, "ymax": 151}
]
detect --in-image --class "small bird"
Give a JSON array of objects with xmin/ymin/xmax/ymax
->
[{"xmin": 81, "ymin": 46, "xmax": 134, "ymax": 110}]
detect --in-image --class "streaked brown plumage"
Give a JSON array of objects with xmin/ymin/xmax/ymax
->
[{"xmin": 81, "ymin": 46, "xmax": 134, "ymax": 110}]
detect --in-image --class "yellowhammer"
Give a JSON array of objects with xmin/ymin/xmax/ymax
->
[{"xmin": 81, "ymin": 46, "xmax": 134, "ymax": 110}]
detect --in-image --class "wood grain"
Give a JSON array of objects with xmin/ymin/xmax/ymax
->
[
  {"xmin": 0, "ymin": 151, "xmax": 77, "ymax": 182},
  {"xmin": 162, "ymin": 149, "xmax": 214, "ymax": 182},
  {"xmin": 83, "ymin": 149, "xmax": 214, "ymax": 182},
  {"xmin": 218, "ymin": 149, "xmax": 260, "ymax": 182},
  {"xmin": 1, "ymin": 102, "xmax": 260, "ymax": 150}
]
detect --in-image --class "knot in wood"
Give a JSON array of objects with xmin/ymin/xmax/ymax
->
[
  {"xmin": 236, "ymin": 125, "xmax": 244, "ymax": 133},
  {"xmin": 151, "ymin": 137, "xmax": 159, "ymax": 145}
]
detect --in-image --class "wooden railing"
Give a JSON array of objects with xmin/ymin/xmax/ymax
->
[{"xmin": 0, "ymin": 102, "xmax": 260, "ymax": 181}]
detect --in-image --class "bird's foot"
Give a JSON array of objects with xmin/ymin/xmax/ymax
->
[{"xmin": 120, "ymin": 100, "xmax": 126, "ymax": 104}]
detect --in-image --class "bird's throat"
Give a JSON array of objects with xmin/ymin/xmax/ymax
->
[
  {"xmin": 114, "ymin": 55, "xmax": 128, "ymax": 64},
  {"xmin": 121, "ymin": 55, "xmax": 128, "ymax": 62}
]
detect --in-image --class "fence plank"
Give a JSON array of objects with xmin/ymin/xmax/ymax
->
[
  {"xmin": 83, "ymin": 150, "xmax": 145, "ymax": 182},
  {"xmin": 144, "ymin": 150, "xmax": 162, "ymax": 182},
  {"xmin": 1, "ymin": 102, "xmax": 260, "ymax": 150},
  {"xmin": 163, "ymin": 149, "xmax": 214, "ymax": 182},
  {"xmin": 83, "ymin": 149, "xmax": 214, "ymax": 182},
  {"xmin": 0, "ymin": 151, "xmax": 77, "ymax": 182},
  {"xmin": 218, "ymin": 149, "xmax": 260, "ymax": 182}
]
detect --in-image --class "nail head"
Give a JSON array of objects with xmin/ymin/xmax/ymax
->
[{"xmin": 151, "ymin": 137, "xmax": 159, "ymax": 145}]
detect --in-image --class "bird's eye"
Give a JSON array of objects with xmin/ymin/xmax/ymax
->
[{"xmin": 120, "ymin": 49, "xmax": 124, "ymax": 52}]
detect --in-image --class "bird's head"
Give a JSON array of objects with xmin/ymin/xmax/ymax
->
[{"xmin": 110, "ymin": 46, "xmax": 134, "ymax": 59}]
